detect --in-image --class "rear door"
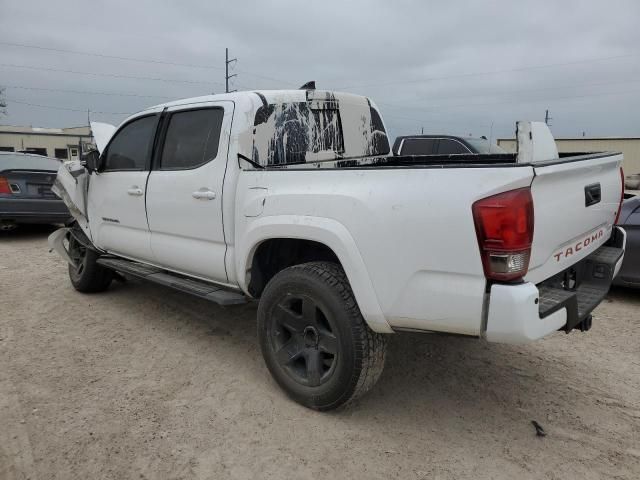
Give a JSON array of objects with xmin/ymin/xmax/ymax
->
[
  {"xmin": 525, "ymin": 153, "xmax": 624, "ymax": 283},
  {"xmin": 87, "ymin": 113, "xmax": 159, "ymax": 262},
  {"xmin": 435, "ymin": 138, "xmax": 472, "ymax": 154},
  {"xmin": 145, "ymin": 101, "xmax": 232, "ymax": 283}
]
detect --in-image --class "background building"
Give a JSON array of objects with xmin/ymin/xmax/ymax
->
[
  {"xmin": 497, "ymin": 137, "xmax": 640, "ymax": 174},
  {"xmin": 0, "ymin": 125, "xmax": 94, "ymax": 161}
]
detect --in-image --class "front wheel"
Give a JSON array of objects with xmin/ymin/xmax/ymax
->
[
  {"xmin": 67, "ymin": 234, "xmax": 113, "ymax": 293},
  {"xmin": 257, "ymin": 261, "xmax": 387, "ymax": 410}
]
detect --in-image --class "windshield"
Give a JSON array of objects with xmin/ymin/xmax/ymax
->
[{"xmin": 465, "ymin": 138, "xmax": 506, "ymax": 154}]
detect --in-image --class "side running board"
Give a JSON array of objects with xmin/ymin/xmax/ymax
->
[{"xmin": 96, "ymin": 257, "xmax": 247, "ymax": 306}]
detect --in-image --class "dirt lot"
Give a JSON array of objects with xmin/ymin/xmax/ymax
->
[{"xmin": 1, "ymin": 226, "xmax": 639, "ymax": 480}]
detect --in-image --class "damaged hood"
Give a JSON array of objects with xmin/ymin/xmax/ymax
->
[{"xmin": 91, "ymin": 121, "xmax": 116, "ymax": 154}]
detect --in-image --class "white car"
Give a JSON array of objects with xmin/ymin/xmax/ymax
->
[{"xmin": 50, "ymin": 88, "xmax": 626, "ymax": 410}]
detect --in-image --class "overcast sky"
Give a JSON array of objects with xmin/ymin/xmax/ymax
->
[{"xmin": 1, "ymin": 0, "xmax": 640, "ymax": 140}]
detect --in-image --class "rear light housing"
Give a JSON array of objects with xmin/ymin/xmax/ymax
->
[
  {"xmin": 472, "ymin": 187, "xmax": 534, "ymax": 282},
  {"xmin": 614, "ymin": 167, "xmax": 624, "ymax": 225},
  {"xmin": 0, "ymin": 176, "xmax": 12, "ymax": 195}
]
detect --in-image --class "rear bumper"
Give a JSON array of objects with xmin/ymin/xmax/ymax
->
[
  {"xmin": 0, "ymin": 198, "xmax": 71, "ymax": 224},
  {"xmin": 485, "ymin": 227, "xmax": 625, "ymax": 344}
]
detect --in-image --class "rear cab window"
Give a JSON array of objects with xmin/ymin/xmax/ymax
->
[{"xmin": 251, "ymin": 92, "xmax": 390, "ymax": 166}]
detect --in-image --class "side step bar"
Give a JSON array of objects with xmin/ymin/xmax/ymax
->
[{"xmin": 96, "ymin": 257, "xmax": 247, "ymax": 306}]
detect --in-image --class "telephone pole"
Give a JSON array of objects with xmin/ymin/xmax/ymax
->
[
  {"xmin": 225, "ymin": 48, "xmax": 237, "ymax": 93},
  {"xmin": 544, "ymin": 109, "xmax": 552, "ymax": 126}
]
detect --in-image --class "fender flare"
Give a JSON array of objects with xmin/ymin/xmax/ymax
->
[{"xmin": 236, "ymin": 215, "xmax": 393, "ymax": 333}]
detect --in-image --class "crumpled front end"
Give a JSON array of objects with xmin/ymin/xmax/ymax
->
[{"xmin": 51, "ymin": 160, "xmax": 89, "ymax": 232}]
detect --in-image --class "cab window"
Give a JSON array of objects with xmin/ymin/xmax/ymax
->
[
  {"xmin": 103, "ymin": 116, "xmax": 156, "ymax": 171},
  {"xmin": 437, "ymin": 139, "xmax": 470, "ymax": 155},
  {"xmin": 401, "ymin": 138, "xmax": 435, "ymax": 155},
  {"xmin": 159, "ymin": 108, "xmax": 224, "ymax": 170}
]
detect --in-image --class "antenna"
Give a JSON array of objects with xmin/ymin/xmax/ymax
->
[
  {"xmin": 488, "ymin": 121, "xmax": 494, "ymax": 149},
  {"xmin": 544, "ymin": 109, "xmax": 552, "ymax": 126}
]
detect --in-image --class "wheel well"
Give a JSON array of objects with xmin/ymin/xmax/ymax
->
[{"xmin": 248, "ymin": 238, "xmax": 340, "ymax": 297}]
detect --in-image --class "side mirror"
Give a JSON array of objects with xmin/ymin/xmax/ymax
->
[{"xmin": 82, "ymin": 147, "xmax": 101, "ymax": 172}]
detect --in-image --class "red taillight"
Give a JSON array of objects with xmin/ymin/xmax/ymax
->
[
  {"xmin": 472, "ymin": 188, "xmax": 534, "ymax": 282},
  {"xmin": 0, "ymin": 176, "xmax": 12, "ymax": 194},
  {"xmin": 614, "ymin": 167, "xmax": 624, "ymax": 225}
]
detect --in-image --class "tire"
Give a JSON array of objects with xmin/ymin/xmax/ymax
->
[
  {"xmin": 257, "ymin": 261, "xmax": 387, "ymax": 410},
  {"xmin": 67, "ymin": 234, "xmax": 113, "ymax": 293}
]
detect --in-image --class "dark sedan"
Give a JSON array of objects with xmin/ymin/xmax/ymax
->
[
  {"xmin": 614, "ymin": 193, "xmax": 640, "ymax": 287},
  {"xmin": 0, "ymin": 152, "xmax": 70, "ymax": 231}
]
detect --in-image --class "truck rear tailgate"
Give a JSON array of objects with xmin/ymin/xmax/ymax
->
[{"xmin": 525, "ymin": 153, "xmax": 623, "ymax": 284}]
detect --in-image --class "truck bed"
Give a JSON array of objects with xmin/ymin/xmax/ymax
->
[{"xmin": 253, "ymin": 151, "xmax": 618, "ymax": 170}]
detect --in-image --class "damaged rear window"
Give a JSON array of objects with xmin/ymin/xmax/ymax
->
[
  {"xmin": 253, "ymin": 102, "xmax": 344, "ymax": 165},
  {"xmin": 251, "ymin": 93, "xmax": 390, "ymax": 167}
]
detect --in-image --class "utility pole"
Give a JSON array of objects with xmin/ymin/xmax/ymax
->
[
  {"xmin": 225, "ymin": 48, "xmax": 237, "ymax": 93},
  {"xmin": 544, "ymin": 109, "xmax": 552, "ymax": 126}
]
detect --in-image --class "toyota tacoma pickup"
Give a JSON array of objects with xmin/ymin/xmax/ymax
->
[{"xmin": 49, "ymin": 88, "xmax": 626, "ymax": 410}]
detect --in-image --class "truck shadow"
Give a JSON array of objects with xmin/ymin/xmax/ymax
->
[
  {"xmin": 607, "ymin": 285, "xmax": 639, "ymax": 304},
  {"xmin": 108, "ymin": 278, "xmax": 619, "ymax": 432}
]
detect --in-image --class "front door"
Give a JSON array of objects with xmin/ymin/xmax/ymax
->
[
  {"xmin": 145, "ymin": 101, "xmax": 232, "ymax": 283},
  {"xmin": 87, "ymin": 113, "xmax": 159, "ymax": 262}
]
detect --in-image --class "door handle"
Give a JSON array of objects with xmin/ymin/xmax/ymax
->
[
  {"xmin": 192, "ymin": 189, "xmax": 217, "ymax": 200},
  {"xmin": 127, "ymin": 187, "xmax": 143, "ymax": 196}
]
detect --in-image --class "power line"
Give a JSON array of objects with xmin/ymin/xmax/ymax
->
[
  {"xmin": 0, "ymin": 62, "xmax": 223, "ymax": 86},
  {"xmin": 0, "ymin": 40, "xmax": 292, "ymax": 87},
  {"xmin": 3, "ymin": 84, "xmax": 173, "ymax": 99},
  {"xmin": 0, "ymin": 40, "xmax": 225, "ymax": 71},
  {"xmin": 335, "ymin": 52, "xmax": 640, "ymax": 90},
  {"xmin": 377, "ymin": 78, "xmax": 640, "ymax": 107},
  {"xmin": 377, "ymin": 87, "xmax": 640, "ymax": 114},
  {"xmin": 382, "ymin": 111, "xmax": 493, "ymax": 129},
  {"xmin": 235, "ymin": 68, "xmax": 295, "ymax": 87},
  {"xmin": 6, "ymin": 97, "xmax": 133, "ymax": 115}
]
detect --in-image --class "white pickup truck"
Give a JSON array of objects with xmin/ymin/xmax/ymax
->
[{"xmin": 50, "ymin": 88, "xmax": 626, "ymax": 410}]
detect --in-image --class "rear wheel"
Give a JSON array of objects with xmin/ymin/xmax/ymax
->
[
  {"xmin": 67, "ymin": 234, "xmax": 113, "ymax": 293},
  {"xmin": 257, "ymin": 261, "xmax": 387, "ymax": 410}
]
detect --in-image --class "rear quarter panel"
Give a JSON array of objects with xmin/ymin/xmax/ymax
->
[{"xmin": 235, "ymin": 165, "xmax": 534, "ymax": 335}]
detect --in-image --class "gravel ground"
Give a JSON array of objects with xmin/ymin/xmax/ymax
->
[{"xmin": 1, "ymin": 226, "xmax": 639, "ymax": 480}]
